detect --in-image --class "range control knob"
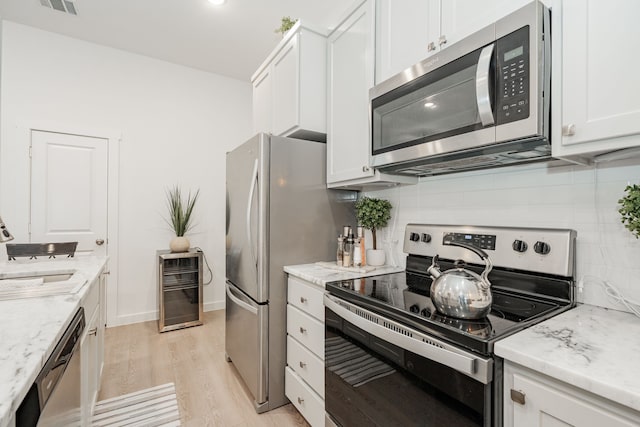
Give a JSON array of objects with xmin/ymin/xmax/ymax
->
[
  {"xmin": 420, "ymin": 308, "xmax": 430, "ymax": 317},
  {"xmin": 534, "ymin": 241, "xmax": 551, "ymax": 255},
  {"xmin": 421, "ymin": 233, "xmax": 432, "ymax": 243},
  {"xmin": 512, "ymin": 239, "xmax": 528, "ymax": 253},
  {"xmin": 409, "ymin": 304, "xmax": 420, "ymax": 313},
  {"xmin": 409, "ymin": 232, "xmax": 420, "ymax": 242}
]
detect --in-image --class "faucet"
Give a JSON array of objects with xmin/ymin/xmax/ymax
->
[{"xmin": 0, "ymin": 216, "xmax": 14, "ymax": 243}]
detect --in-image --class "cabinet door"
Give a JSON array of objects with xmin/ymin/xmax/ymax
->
[
  {"xmin": 96, "ymin": 271, "xmax": 106, "ymax": 387},
  {"xmin": 252, "ymin": 67, "xmax": 272, "ymax": 135},
  {"xmin": 81, "ymin": 305, "xmax": 99, "ymax": 426},
  {"xmin": 511, "ymin": 373, "xmax": 638, "ymax": 427},
  {"xmin": 272, "ymin": 34, "xmax": 299, "ymax": 136},
  {"xmin": 327, "ymin": 0, "xmax": 375, "ymax": 184},
  {"xmin": 560, "ymin": 0, "xmax": 640, "ymax": 148},
  {"xmin": 375, "ymin": 0, "xmax": 439, "ymax": 84}
]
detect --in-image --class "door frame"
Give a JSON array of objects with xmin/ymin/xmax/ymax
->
[{"xmin": 8, "ymin": 121, "xmax": 120, "ymax": 327}]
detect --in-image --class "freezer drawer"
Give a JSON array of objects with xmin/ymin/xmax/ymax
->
[{"xmin": 225, "ymin": 282, "xmax": 268, "ymax": 406}]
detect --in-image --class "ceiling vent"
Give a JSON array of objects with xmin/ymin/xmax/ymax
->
[{"xmin": 40, "ymin": 0, "xmax": 77, "ymax": 15}]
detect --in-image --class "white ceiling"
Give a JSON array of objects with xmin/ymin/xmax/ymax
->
[{"xmin": 0, "ymin": 0, "xmax": 349, "ymax": 81}]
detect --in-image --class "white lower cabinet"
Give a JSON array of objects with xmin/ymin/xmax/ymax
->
[
  {"xmin": 81, "ymin": 269, "xmax": 106, "ymax": 425},
  {"xmin": 504, "ymin": 362, "xmax": 640, "ymax": 427},
  {"xmin": 285, "ymin": 276, "xmax": 325, "ymax": 427},
  {"xmin": 286, "ymin": 367, "xmax": 325, "ymax": 427}
]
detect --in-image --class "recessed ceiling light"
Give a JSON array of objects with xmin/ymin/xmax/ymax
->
[
  {"xmin": 424, "ymin": 102, "xmax": 436, "ymax": 108},
  {"xmin": 208, "ymin": 0, "xmax": 226, "ymax": 5}
]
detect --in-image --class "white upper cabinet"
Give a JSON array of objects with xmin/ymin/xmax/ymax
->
[
  {"xmin": 252, "ymin": 68, "xmax": 272, "ymax": 137},
  {"xmin": 375, "ymin": 0, "xmax": 531, "ymax": 84},
  {"xmin": 327, "ymin": 0, "xmax": 417, "ymax": 189},
  {"xmin": 251, "ymin": 22, "xmax": 328, "ymax": 141},
  {"xmin": 553, "ymin": 0, "xmax": 640, "ymax": 160},
  {"xmin": 375, "ymin": 0, "xmax": 438, "ymax": 84},
  {"xmin": 327, "ymin": 0, "xmax": 375, "ymax": 184}
]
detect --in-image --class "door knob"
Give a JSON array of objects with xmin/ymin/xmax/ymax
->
[{"xmin": 96, "ymin": 239, "xmax": 105, "ymax": 246}]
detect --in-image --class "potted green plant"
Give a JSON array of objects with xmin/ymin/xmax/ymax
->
[
  {"xmin": 165, "ymin": 185, "xmax": 200, "ymax": 252},
  {"xmin": 355, "ymin": 196, "xmax": 392, "ymax": 266},
  {"xmin": 619, "ymin": 183, "xmax": 640, "ymax": 239},
  {"xmin": 275, "ymin": 16, "xmax": 298, "ymax": 37}
]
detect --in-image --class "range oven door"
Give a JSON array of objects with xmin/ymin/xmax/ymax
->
[{"xmin": 324, "ymin": 294, "xmax": 495, "ymax": 427}]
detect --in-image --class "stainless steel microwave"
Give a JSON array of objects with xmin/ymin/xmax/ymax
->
[{"xmin": 370, "ymin": 1, "xmax": 550, "ymax": 176}]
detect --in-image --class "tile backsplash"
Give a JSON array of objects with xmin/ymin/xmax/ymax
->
[{"xmin": 363, "ymin": 158, "xmax": 640, "ymax": 314}]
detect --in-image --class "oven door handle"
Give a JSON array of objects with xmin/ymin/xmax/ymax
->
[
  {"xmin": 476, "ymin": 43, "xmax": 495, "ymax": 127},
  {"xmin": 325, "ymin": 294, "xmax": 485, "ymax": 381}
]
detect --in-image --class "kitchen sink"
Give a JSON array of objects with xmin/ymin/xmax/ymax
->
[{"xmin": 0, "ymin": 270, "xmax": 85, "ymax": 300}]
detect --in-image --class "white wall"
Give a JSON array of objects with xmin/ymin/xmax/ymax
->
[
  {"xmin": 0, "ymin": 22, "xmax": 253, "ymax": 325},
  {"xmin": 364, "ymin": 157, "xmax": 640, "ymax": 314}
]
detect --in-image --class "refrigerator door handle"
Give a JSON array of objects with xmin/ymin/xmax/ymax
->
[
  {"xmin": 226, "ymin": 282, "xmax": 258, "ymax": 315},
  {"xmin": 246, "ymin": 159, "xmax": 259, "ymax": 272}
]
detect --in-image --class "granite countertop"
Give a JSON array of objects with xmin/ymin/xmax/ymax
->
[
  {"xmin": 494, "ymin": 304, "xmax": 640, "ymax": 413},
  {"xmin": 0, "ymin": 256, "xmax": 108, "ymax": 427},
  {"xmin": 284, "ymin": 262, "xmax": 405, "ymax": 287}
]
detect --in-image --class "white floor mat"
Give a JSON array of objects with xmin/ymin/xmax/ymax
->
[{"xmin": 92, "ymin": 383, "xmax": 181, "ymax": 427}]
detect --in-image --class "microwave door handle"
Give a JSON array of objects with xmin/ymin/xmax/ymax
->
[{"xmin": 476, "ymin": 44, "xmax": 495, "ymax": 127}]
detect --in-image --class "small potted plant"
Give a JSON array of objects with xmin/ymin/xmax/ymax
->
[
  {"xmin": 275, "ymin": 16, "xmax": 298, "ymax": 37},
  {"xmin": 355, "ymin": 196, "xmax": 392, "ymax": 266},
  {"xmin": 165, "ymin": 185, "xmax": 199, "ymax": 252},
  {"xmin": 619, "ymin": 183, "xmax": 640, "ymax": 239}
]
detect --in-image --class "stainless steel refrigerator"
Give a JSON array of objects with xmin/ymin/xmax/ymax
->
[{"xmin": 225, "ymin": 133, "xmax": 355, "ymax": 413}]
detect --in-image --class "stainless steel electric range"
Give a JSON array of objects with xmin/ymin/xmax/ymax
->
[{"xmin": 324, "ymin": 224, "xmax": 577, "ymax": 427}]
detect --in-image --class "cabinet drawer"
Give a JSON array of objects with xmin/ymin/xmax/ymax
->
[
  {"xmin": 287, "ymin": 335, "xmax": 324, "ymax": 398},
  {"xmin": 285, "ymin": 367, "xmax": 324, "ymax": 427},
  {"xmin": 287, "ymin": 305, "xmax": 324, "ymax": 359},
  {"xmin": 288, "ymin": 277, "xmax": 324, "ymax": 320}
]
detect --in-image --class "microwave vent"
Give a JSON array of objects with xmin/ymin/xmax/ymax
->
[{"xmin": 40, "ymin": 0, "xmax": 77, "ymax": 15}]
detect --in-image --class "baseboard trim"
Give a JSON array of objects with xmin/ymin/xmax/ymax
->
[
  {"xmin": 204, "ymin": 300, "xmax": 224, "ymax": 312},
  {"xmin": 110, "ymin": 300, "xmax": 224, "ymax": 327}
]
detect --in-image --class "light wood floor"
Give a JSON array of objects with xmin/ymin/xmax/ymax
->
[{"xmin": 99, "ymin": 310, "xmax": 310, "ymax": 427}]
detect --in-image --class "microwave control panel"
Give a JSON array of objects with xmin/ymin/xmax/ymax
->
[{"xmin": 496, "ymin": 26, "xmax": 530, "ymax": 125}]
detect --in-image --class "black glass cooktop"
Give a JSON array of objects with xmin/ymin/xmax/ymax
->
[{"xmin": 326, "ymin": 271, "xmax": 568, "ymax": 355}]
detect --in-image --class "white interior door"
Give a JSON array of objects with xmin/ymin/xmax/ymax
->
[{"xmin": 30, "ymin": 130, "xmax": 108, "ymax": 256}]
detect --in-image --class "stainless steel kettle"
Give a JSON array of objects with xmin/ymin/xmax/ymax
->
[{"xmin": 427, "ymin": 241, "xmax": 493, "ymax": 319}]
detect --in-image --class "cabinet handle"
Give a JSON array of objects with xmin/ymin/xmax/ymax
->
[
  {"xmin": 297, "ymin": 397, "xmax": 304, "ymax": 405},
  {"xmin": 96, "ymin": 239, "xmax": 105, "ymax": 246},
  {"xmin": 439, "ymin": 35, "xmax": 447, "ymax": 46},
  {"xmin": 562, "ymin": 124, "xmax": 576, "ymax": 136},
  {"xmin": 427, "ymin": 41, "xmax": 436, "ymax": 52},
  {"xmin": 300, "ymin": 296, "xmax": 307, "ymax": 304},
  {"xmin": 510, "ymin": 389, "xmax": 526, "ymax": 405},
  {"xmin": 299, "ymin": 361, "xmax": 307, "ymax": 368},
  {"xmin": 299, "ymin": 326, "xmax": 307, "ymax": 334},
  {"xmin": 88, "ymin": 327, "xmax": 98, "ymax": 336},
  {"xmin": 362, "ymin": 165, "xmax": 370, "ymax": 172}
]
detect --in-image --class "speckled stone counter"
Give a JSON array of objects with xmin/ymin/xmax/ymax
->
[
  {"xmin": 0, "ymin": 256, "xmax": 108, "ymax": 427},
  {"xmin": 284, "ymin": 262, "xmax": 404, "ymax": 287},
  {"xmin": 494, "ymin": 304, "xmax": 640, "ymax": 413}
]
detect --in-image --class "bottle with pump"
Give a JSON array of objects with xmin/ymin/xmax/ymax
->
[{"xmin": 343, "ymin": 233, "xmax": 354, "ymax": 267}]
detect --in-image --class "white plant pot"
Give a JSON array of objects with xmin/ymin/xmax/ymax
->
[
  {"xmin": 366, "ymin": 249, "xmax": 386, "ymax": 266},
  {"xmin": 170, "ymin": 236, "xmax": 190, "ymax": 253}
]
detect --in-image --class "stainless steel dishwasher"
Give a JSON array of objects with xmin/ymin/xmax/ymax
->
[{"xmin": 16, "ymin": 307, "xmax": 85, "ymax": 427}]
